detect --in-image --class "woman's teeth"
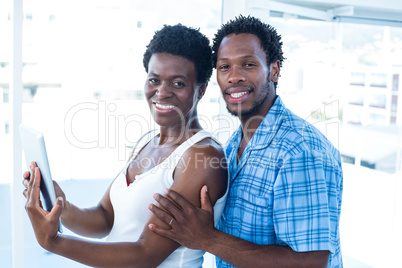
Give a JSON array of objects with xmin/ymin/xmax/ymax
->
[{"xmin": 155, "ymin": 103, "xmax": 175, "ymax": 109}]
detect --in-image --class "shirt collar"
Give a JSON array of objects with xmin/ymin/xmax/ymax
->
[
  {"xmin": 225, "ymin": 96, "xmax": 287, "ymax": 159},
  {"xmin": 247, "ymin": 96, "xmax": 287, "ymax": 150}
]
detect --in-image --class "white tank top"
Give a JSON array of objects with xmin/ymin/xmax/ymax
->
[{"xmin": 107, "ymin": 130, "xmax": 228, "ymax": 267}]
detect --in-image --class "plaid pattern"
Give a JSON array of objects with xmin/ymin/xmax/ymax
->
[{"xmin": 216, "ymin": 97, "xmax": 343, "ymax": 268}]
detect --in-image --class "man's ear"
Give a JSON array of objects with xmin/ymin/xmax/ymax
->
[
  {"xmin": 270, "ymin": 61, "xmax": 280, "ymax": 83},
  {"xmin": 198, "ymin": 83, "xmax": 207, "ymax": 100}
]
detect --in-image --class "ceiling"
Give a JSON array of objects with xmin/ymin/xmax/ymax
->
[{"xmin": 249, "ymin": 0, "xmax": 402, "ymax": 27}]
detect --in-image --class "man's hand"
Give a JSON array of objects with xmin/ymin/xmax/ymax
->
[
  {"xmin": 25, "ymin": 166, "xmax": 63, "ymax": 250},
  {"xmin": 148, "ymin": 185, "xmax": 216, "ymax": 250}
]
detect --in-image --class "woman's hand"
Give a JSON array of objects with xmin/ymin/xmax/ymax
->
[
  {"xmin": 22, "ymin": 161, "xmax": 37, "ymax": 199},
  {"xmin": 24, "ymin": 165, "xmax": 63, "ymax": 250},
  {"xmin": 22, "ymin": 161, "xmax": 66, "ymax": 209}
]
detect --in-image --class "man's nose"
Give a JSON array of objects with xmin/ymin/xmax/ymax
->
[{"xmin": 228, "ymin": 66, "xmax": 246, "ymax": 84}]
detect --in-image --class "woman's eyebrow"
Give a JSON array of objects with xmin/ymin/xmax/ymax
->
[
  {"xmin": 171, "ymin": 75, "xmax": 188, "ymax": 81},
  {"xmin": 148, "ymin": 72, "xmax": 188, "ymax": 81},
  {"xmin": 148, "ymin": 72, "xmax": 160, "ymax": 77}
]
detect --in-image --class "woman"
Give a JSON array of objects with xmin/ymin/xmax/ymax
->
[{"xmin": 23, "ymin": 24, "xmax": 228, "ymax": 267}]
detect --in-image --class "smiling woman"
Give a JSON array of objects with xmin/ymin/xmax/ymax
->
[
  {"xmin": 22, "ymin": 24, "xmax": 228, "ymax": 268},
  {"xmin": 145, "ymin": 53, "xmax": 201, "ymax": 126},
  {"xmin": 3, "ymin": 1, "xmax": 224, "ymax": 267}
]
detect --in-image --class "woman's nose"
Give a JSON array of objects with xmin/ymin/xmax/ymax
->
[{"xmin": 156, "ymin": 82, "xmax": 173, "ymax": 98}]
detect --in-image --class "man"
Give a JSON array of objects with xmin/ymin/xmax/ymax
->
[{"xmin": 148, "ymin": 15, "xmax": 343, "ymax": 268}]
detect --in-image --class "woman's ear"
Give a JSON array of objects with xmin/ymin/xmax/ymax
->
[{"xmin": 198, "ymin": 83, "xmax": 207, "ymax": 100}]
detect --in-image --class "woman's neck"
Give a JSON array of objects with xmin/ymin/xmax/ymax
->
[{"xmin": 157, "ymin": 117, "xmax": 202, "ymax": 146}]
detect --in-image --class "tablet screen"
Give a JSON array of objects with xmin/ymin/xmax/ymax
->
[{"xmin": 19, "ymin": 124, "xmax": 63, "ymax": 233}]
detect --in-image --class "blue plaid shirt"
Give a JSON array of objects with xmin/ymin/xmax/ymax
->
[{"xmin": 216, "ymin": 96, "xmax": 343, "ymax": 268}]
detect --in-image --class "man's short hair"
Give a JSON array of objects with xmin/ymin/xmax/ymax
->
[
  {"xmin": 143, "ymin": 24, "xmax": 213, "ymax": 84},
  {"xmin": 212, "ymin": 15, "xmax": 285, "ymax": 88}
]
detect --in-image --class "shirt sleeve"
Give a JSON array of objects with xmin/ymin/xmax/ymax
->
[{"xmin": 273, "ymin": 150, "xmax": 342, "ymax": 253}]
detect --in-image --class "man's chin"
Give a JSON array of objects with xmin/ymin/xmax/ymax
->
[{"xmin": 226, "ymin": 106, "xmax": 256, "ymax": 118}]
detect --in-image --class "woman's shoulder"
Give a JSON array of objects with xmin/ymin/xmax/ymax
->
[
  {"xmin": 174, "ymin": 134, "xmax": 228, "ymax": 199},
  {"xmin": 177, "ymin": 135, "xmax": 227, "ymax": 181},
  {"xmin": 183, "ymin": 135, "xmax": 226, "ymax": 161}
]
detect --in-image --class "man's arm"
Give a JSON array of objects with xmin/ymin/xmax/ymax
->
[{"xmin": 149, "ymin": 188, "xmax": 330, "ymax": 268}]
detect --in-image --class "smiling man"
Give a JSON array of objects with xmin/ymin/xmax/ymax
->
[{"xmin": 149, "ymin": 15, "xmax": 343, "ymax": 268}]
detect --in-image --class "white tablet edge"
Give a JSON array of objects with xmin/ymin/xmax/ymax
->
[{"xmin": 19, "ymin": 123, "xmax": 63, "ymax": 233}]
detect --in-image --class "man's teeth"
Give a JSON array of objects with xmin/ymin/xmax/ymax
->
[
  {"xmin": 155, "ymin": 103, "xmax": 175, "ymax": 109},
  {"xmin": 230, "ymin": 92, "xmax": 248, "ymax": 98}
]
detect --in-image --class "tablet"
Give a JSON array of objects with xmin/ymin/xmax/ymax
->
[{"xmin": 19, "ymin": 124, "xmax": 63, "ymax": 233}]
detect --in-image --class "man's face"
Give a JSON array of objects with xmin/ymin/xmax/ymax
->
[{"xmin": 216, "ymin": 33, "xmax": 277, "ymax": 119}]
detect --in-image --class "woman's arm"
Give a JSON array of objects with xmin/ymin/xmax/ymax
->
[
  {"xmin": 23, "ymin": 162, "xmax": 114, "ymax": 238},
  {"xmin": 25, "ymin": 166, "xmax": 172, "ymax": 268},
  {"xmin": 24, "ymin": 140, "xmax": 228, "ymax": 267},
  {"xmin": 58, "ymin": 184, "xmax": 114, "ymax": 238}
]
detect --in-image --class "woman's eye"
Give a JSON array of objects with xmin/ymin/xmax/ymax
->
[{"xmin": 149, "ymin": 78, "xmax": 158, "ymax": 84}]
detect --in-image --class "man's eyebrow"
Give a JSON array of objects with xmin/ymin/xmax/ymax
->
[
  {"xmin": 242, "ymin": 55, "xmax": 257, "ymax": 59},
  {"xmin": 217, "ymin": 55, "xmax": 257, "ymax": 61}
]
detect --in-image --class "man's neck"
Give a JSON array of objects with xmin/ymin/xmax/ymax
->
[
  {"xmin": 237, "ymin": 113, "xmax": 268, "ymax": 163},
  {"xmin": 239, "ymin": 94, "xmax": 277, "ymax": 143}
]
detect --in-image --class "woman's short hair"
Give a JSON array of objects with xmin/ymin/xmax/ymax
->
[{"xmin": 143, "ymin": 24, "xmax": 213, "ymax": 85}]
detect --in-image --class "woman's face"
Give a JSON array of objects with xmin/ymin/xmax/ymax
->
[{"xmin": 144, "ymin": 53, "xmax": 200, "ymax": 128}]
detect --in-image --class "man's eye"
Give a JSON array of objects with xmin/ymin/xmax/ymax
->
[
  {"xmin": 244, "ymin": 63, "xmax": 256, "ymax": 67},
  {"xmin": 219, "ymin": 65, "xmax": 229, "ymax": 70},
  {"xmin": 173, "ymin": 81, "xmax": 185, "ymax": 87}
]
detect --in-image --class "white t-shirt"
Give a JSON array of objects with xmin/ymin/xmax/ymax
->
[{"xmin": 107, "ymin": 130, "xmax": 228, "ymax": 267}]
